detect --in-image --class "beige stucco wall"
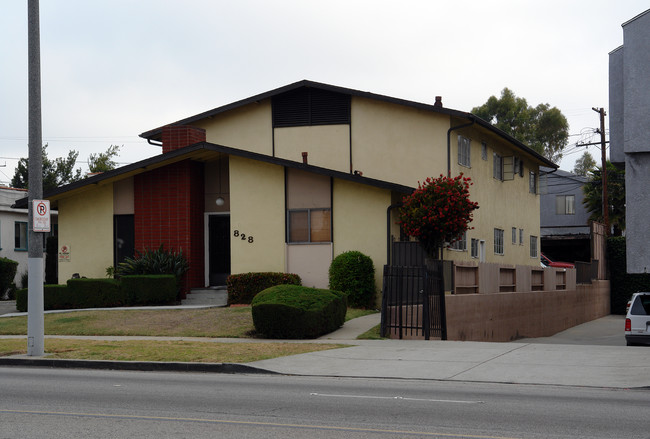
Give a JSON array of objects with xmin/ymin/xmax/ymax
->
[
  {"xmin": 286, "ymin": 243, "xmax": 332, "ymax": 288},
  {"xmin": 229, "ymin": 156, "xmax": 285, "ymax": 274},
  {"xmin": 441, "ymin": 126, "xmax": 542, "ymax": 267},
  {"xmin": 57, "ymin": 184, "xmax": 114, "ymax": 281},
  {"xmin": 275, "ymin": 125, "xmax": 350, "ymax": 172},
  {"xmin": 333, "ymin": 179, "xmax": 391, "ymax": 298},
  {"xmin": 350, "ymin": 97, "xmax": 448, "ymax": 187},
  {"xmin": 198, "ymin": 101, "xmax": 273, "ymax": 154},
  {"xmin": 194, "ymin": 92, "xmax": 545, "ymax": 269}
]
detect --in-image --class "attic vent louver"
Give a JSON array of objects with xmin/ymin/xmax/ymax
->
[{"xmin": 273, "ymin": 87, "xmax": 351, "ymax": 127}]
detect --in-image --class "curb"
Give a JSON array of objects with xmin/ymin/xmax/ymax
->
[{"xmin": 0, "ymin": 357, "xmax": 278, "ymax": 375}]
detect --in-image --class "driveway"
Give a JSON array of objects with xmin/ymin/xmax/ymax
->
[
  {"xmin": 0, "ymin": 301, "xmax": 17, "ymax": 316},
  {"xmin": 517, "ymin": 315, "xmax": 626, "ymax": 346}
]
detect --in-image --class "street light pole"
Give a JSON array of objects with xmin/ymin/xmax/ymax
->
[{"xmin": 27, "ymin": 0, "xmax": 45, "ymax": 356}]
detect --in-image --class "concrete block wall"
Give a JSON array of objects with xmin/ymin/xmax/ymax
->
[{"xmin": 444, "ymin": 280, "xmax": 610, "ymax": 342}]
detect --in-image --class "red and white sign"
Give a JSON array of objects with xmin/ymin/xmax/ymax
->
[
  {"xmin": 59, "ymin": 244, "xmax": 71, "ymax": 262},
  {"xmin": 33, "ymin": 199, "xmax": 51, "ymax": 232}
]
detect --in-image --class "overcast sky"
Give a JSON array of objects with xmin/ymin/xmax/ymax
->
[{"xmin": 1, "ymin": 0, "xmax": 647, "ymax": 185}]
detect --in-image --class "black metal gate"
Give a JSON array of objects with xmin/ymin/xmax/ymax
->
[{"xmin": 380, "ymin": 262, "xmax": 447, "ymax": 340}]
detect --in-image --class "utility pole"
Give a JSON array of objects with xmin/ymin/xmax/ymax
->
[
  {"xmin": 592, "ymin": 107, "xmax": 609, "ymax": 236},
  {"xmin": 28, "ymin": 0, "xmax": 45, "ymax": 356}
]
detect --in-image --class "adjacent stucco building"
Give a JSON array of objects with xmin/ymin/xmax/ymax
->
[
  {"xmin": 22, "ymin": 81, "xmax": 556, "ymax": 294},
  {"xmin": 609, "ymin": 9, "xmax": 650, "ymax": 273}
]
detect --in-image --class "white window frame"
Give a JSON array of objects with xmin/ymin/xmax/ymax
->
[
  {"xmin": 287, "ymin": 208, "xmax": 332, "ymax": 243},
  {"xmin": 449, "ymin": 231, "xmax": 467, "ymax": 251},
  {"xmin": 555, "ymin": 195, "xmax": 575, "ymax": 215},
  {"xmin": 14, "ymin": 221, "xmax": 28, "ymax": 251},
  {"xmin": 530, "ymin": 235, "xmax": 538, "ymax": 258},
  {"xmin": 529, "ymin": 171, "xmax": 537, "ymax": 194},
  {"xmin": 458, "ymin": 135, "xmax": 471, "ymax": 168},
  {"xmin": 493, "ymin": 153, "xmax": 503, "ymax": 181},
  {"xmin": 471, "ymin": 238, "xmax": 479, "ymax": 258},
  {"xmin": 494, "ymin": 228, "xmax": 504, "ymax": 255}
]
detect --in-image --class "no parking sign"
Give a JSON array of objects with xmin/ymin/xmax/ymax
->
[{"xmin": 32, "ymin": 199, "xmax": 51, "ymax": 233}]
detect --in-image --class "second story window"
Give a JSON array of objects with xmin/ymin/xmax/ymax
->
[
  {"xmin": 529, "ymin": 171, "xmax": 537, "ymax": 194},
  {"xmin": 458, "ymin": 136, "xmax": 471, "ymax": 168},
  {"xmin": 555, "ymin": 195, "xmax": 575, "ymax": 215},
  {"xmin": 493, "ymin": 153, "xmax": 503, "ymax": 180},
  {"xmin": 494, "ymin": 228, "xmax": 504, "ymax": 255},
  {"xmin": 530, "ymin": 235, "xmax": 539, "ymax": 258}
]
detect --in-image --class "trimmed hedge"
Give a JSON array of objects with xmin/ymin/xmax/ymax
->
[
  {"xmin": 0, "ymin": 257, "xmax": 18, "ymax": 300},
  {"xmin": 66, "ymin": 278, "xmax": 126, "ymax": 309},
  {"xmin": 227, "ymin": 272, "xmax": 301, "ymax": 305},
  {"xmin": 16, "ymin": 276, "xmax": 178, "ymax": 312},
  {"xmin": 608, "ymin": 236, "xmax": 650, "ymax": 314},
  {"xmin": 328, "ymin": 251, "xmax": 376, "ymax": 308},
  {"xmin": 121, "ymin": 275, "xmax": 177, "ymax": 305},
  {"xmin": 16, "ymin": 285, "xmax": 71, "ymax": 312},
  {"xmin": 251, "ymin": 284, "xmax": 347, "ymax": 339}
]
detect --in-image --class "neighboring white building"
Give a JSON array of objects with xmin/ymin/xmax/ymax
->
[{"xmin": 0, "ymin": 186, "xmax": 57, "ymax": 286}]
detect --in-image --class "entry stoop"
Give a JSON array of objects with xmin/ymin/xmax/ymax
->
[{"xmin": 182, "ymin": 287, "xmax": 228, "ymax": 307}]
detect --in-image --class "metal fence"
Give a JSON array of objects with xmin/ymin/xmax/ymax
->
[
  {"xmin": 380, "ymin": 263, "xmax": 446, "ymax": 340},
  {"xmin": 575, "ymin": 260, "xmax": 599, "ymax": 284}
]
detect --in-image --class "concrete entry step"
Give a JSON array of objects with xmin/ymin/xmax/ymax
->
[{"xmin": 182, "ymin": 288, "xmax": 228, "ymax": 307}]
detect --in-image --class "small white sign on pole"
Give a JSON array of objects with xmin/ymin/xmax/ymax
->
[{"xmin": 33, "ymin": 199, "xmax": 51, "ymax": 233}]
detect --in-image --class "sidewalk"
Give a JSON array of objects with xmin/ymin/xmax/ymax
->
[{"xmin": 2, "ymin": 298, "xmax": 649, "ymax": 389}]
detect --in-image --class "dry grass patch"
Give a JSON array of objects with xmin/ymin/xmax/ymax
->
[
  {"xmin": 0, "ymin": 307, "xmax": 254, "ymax": 337},
  {"xmin": 0, "ymin": 307, "xmax": 378, "ymax": 338},
  {"xmin": 0, "ymin": 338, "xmax": 347, "ymax": 363}
]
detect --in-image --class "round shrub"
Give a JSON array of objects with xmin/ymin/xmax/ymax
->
[
  {"xmin": 251, "ymin": 285, "xmax": 347, "ymax": 339},
  {"xmin": 328, "ymin": 251, "xmax": 375, "ymax": 308}
]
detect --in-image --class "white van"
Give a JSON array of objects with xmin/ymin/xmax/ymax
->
[{"xmin": 625, "ymin": 292, "xmax": 650, "ymax": 346}]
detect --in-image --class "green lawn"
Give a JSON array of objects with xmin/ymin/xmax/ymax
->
[{"xmin": 0, "ymin": 306, "xmax": 378, "ymax": 338}]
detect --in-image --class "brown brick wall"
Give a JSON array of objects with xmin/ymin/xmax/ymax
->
[
  {"xmin": 134, "ymin": 160, "xmax": 205, "ymax": 297},
  {"xmin": 161, "ymin": 125, "xmax": 206, "ymax": 154}
]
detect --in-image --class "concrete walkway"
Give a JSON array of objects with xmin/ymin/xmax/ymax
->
[{"xmin": 2, "ymin": 296, "xmax": 648, "ymax": 389}]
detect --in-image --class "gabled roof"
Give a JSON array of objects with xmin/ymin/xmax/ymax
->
[
  {"xmin": 12, "ymin": 141, "xmax": 415, "ymax": 209},
  {"xmin": 139, "ymin": 79, "xmax": 557, "ymax": 169},
  {"xmin": 546, "ymin": 168, "xmax": 587, "ymax": 184}
]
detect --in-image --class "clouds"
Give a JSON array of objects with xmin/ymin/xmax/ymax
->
[{"xmin": 0, "ymin": 0, "xmax": 647, "ymax": 184}]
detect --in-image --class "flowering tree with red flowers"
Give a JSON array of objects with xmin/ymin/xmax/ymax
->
[{"xmin": 399, "ymin": 174, "xmax": 479, "ymax": 259}]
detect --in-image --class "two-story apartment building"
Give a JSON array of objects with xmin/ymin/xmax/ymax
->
[{"xmin": 21, "ymin": 81, "xmax": 556, "ymax": 294}]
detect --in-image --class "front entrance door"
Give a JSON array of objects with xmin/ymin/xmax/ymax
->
[{"xmin": 208, "ymin": 215, "xmax": 231, "ymax": 286}]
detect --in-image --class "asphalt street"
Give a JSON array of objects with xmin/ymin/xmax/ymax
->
[{"xmin": 1, "ymin": 367, "xmax": 648, "ymax": 439}]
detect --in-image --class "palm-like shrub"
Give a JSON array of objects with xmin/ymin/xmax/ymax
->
[{"xmin": 116, "ymin": 245, "xmax": 189, "ymax": 295}]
